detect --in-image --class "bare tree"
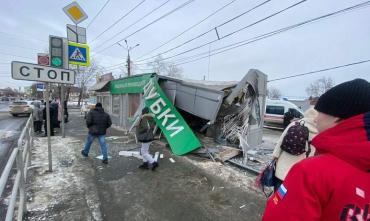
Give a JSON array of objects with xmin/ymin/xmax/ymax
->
[
  {"xmin": 306, "ymin": 77, "xmax": 335, "ymax": 97},
  {"xmin": 1, "ymin": 87, "xmax": 18, "ymax": 97},
  {"xmin": 118, "ymin": 66, "xmax": 128, "ymax": 78},
  {"xmin": 74, "ymin": 59, "xmax": 101, "ymax": 105},
  {"xmin": 167, "ymin": 63, "xmax": 183, "ymax": 78},
  {"xmin": 150, "ymin": 55, "xmax": 167, "ymax": 75},
  {"xmin": 150, "ymin": 55, "xmax": 183, "ymax": 77},
  {"xmin": 267, "ymin": 87, "xmax": 282, "ymax": 99}
]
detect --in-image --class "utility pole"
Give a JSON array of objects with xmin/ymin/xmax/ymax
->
[
  {"xmin": 127, "ymin": 50, "xmax": 131, "ymax": 77},
  {"xmin": 117, "ymin": 40, "xmax": 139, "ymax": 77}
]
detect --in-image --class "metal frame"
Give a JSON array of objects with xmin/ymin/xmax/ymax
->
[{"xmin": 0, "ymin": 114, "xmax": 34, "ymax": 220}]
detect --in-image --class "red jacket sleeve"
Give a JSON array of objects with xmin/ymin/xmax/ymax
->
[{"xmin": 262, "ymin": 162, "xmax": 323, "ymax": 221}]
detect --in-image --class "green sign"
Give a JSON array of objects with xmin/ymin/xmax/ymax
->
[
  {"xmin": 143, "ymin": 78, "xmax": 201, "ymax": 155},
  {"xmin": 110, "ymin": 73, "xmax": 154, "ymax": 94}
]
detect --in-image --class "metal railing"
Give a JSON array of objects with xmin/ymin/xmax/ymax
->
[{"xmin": 0, "ymin": 114, "xmax": 34, "ymax": 221}]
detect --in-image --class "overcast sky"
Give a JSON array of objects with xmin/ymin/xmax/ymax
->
[{"xmin": 0, "ymin": 0, "xmax": 369, "ymax": 98}]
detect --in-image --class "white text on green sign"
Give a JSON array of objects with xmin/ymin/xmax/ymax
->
[{"xmin": 144, "ymin": 80, "xmax": 184, "ymax": 137}]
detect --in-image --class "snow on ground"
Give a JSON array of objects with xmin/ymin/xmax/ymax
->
[
  {"xmin": 26, "ymin": 136, "xmax": 102, "ymax": 220},
  {"xmin": 0, "ymin": 130, "xmax": 18, "ymax": 140},
  {"xmin": 183, "ymin": 157, "xmax": 262, "ymax": 196}
]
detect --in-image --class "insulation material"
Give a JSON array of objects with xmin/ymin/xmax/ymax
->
[
  {"xmin": 219, "ymin": 83, "xmax": 258, "ymax": 156},
  {"xmin": 158, "ymin": 70, "xmax": 266, "ymax": 159}
]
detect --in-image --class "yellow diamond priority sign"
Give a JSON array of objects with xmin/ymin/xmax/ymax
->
[{"xmin": 63, "ymin": 2, "xmax": 88, "ymax": 24}]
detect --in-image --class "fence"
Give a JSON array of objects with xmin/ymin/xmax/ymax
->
[{"xmin": 0, "ymin": 114, "xmax": 34, "ymax": 221}]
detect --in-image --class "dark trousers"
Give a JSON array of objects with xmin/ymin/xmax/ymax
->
[
  {"xmin": 44, "ymin": 121, "xmax": 54, "ymax": 136},
  {"xmin": 64, "ymin": 111, "xmax": 68, "ymax": 122},
  {"xmin": 34, "ymin": 121, "xmax": 42, "ymax": 132}
]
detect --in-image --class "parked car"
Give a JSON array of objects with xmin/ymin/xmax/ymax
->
[
  {"xmin": 9, "ymin": 101, "xmax": 34, "ymax": 117},
  {"xmin": 264, "ymin": 99, "xmax": 304, "ymax": 128},
  {"xmin": 1, "ymin": 97, "xmax": 10, "ymax": 101}
]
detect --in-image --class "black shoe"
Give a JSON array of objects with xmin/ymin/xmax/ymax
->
[
  {"xmin": 81, "ymin": 150, "xmax": 88, "ymax": 157},
  {"xmin": 151, "ymin": 162, "xmax": 158, "ymax": 171},
  {"xmin": 102, "ymin": 159, "xmax": 108, "ymax": 164},
  {"xmin": 138, "ymin": 162, "xmax": 149, "ymax": 169}
]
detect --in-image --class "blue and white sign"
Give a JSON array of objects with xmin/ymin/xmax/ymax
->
[
  {"xmin": 36, "ymin": 83, "xmax": 45, "ymax": 91},
  {"xmin": 68, "ymin": 42, "xmax": 90, "ymax": 66}
]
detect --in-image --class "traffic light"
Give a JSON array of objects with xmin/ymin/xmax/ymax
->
[{"xmin": 49, "ymin": 36, "xmax": 63, "ymax": 68}]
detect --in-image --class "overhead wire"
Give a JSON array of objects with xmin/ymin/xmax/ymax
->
[
  {"xmin": 135, "ymin": 0, "xmax": 273, "ymax": 62},
  {"xmin": 100, "ymin": 0, "xmax": 370, "ymax": 72},
  {"xmin": 87, "ymin": 0, "xmax": 111, "ymax": 29},
  {"xmin": 136, "ymin": 0, "xmax": 239, "ymax": 60},
  {"xmin": 90, "ymin": 0, "xmax": 147, "ymax": 43},
  {"xmin": 141, "ymin": 0, "xmax": 370, "ymax": 67},
  {"xmin": 100, "ymin": 0, "xmax": 272, "ymax": 69},
  {"xmin": 95, "ymin": 0, "xmax": 196, "ymax": 54},
  {"xmin": 268, "ymin": 59, "xmax": 370, "ymax": 82},
  {"xmin": 137, "ymin": 0, "xmax": 307, "ymax": 65},
  {"xmin": 93, "ymin": 0, "xmax": 171, "ymax": 51}
]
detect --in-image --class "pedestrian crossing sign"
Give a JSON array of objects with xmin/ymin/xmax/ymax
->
[{"xmin": 68, "ymin": 42, "xmax": 90, "ymax": 66}]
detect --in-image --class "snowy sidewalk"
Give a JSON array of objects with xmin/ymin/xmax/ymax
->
[
  {"xmin": 26, "ymin": 136, "xmax": 103, "ymax": 220},
  {"xmin": 25, "ymin": 110, "xmax": 267, "ymax": 221}
]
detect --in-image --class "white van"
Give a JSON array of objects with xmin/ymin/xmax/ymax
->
[{"xmin": 264, "ymin": 99, "xmax": 304, "ymax": 128}]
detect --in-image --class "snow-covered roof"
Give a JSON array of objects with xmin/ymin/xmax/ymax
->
[
  {"xmin": 88, "ymin": 81, "xmax": 109, "ymax": 91},
  {"xmin": 158, "ymin": 75, "xmax": 237, "ymax": 91}
]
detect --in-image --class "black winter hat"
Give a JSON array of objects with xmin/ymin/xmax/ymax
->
[{"xmin": 314, "ymin": 78, "xmax": 370, "ymax": 119}]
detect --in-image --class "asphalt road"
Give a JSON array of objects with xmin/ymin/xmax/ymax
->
[
  {"xmin": 0, "ymin": 101, "xmax": 28, "ymax": 220},
  {"xmin": 0, "ymin": 101, "xmax": 28, "ymax": 172}
]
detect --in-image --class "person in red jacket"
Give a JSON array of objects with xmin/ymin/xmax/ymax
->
[{"xmin": 262, "ymin": 78, "xmax": 370, "ymax": 221}]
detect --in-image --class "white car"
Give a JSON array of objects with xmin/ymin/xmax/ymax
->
[
  {"xmin": 264, "ymin": 99, "xmax": 304, "ymax": 128},
  {"xmin": 9, "ymin": 101, "xmax": 33, "ymax": 116}
]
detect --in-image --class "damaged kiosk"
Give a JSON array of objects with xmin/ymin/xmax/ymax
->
[{"xmin": 90, "ymin": 69, "xmax": 267, "ymax": 161}]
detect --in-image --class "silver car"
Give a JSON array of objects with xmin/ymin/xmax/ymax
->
[{"xmin": 9, "ymin": 101, "xmax": 34, "ymax": 117}]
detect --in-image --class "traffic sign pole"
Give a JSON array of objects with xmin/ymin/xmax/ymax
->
[
  {"xmin": 45, "ymin": 83, "xmax": 52, "ymax": 172},
  {"xmin": 61, "ymin": 38, "xmax": 69, "ymax": 139},
  {"xmin": 61, "ymin": 85, "xmax": 65, "ymax": 138},
  {"xmin": 75, "ymin": 24, "xmax": 81, "ymax": 106}
]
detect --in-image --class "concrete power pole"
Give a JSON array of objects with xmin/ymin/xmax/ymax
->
[
  {"xmin": 117, "ymin": 40, "xmax": 139, "ymax": 77},
  {"xmin": 127, "ymin": 51, "xmax": 131, "ymax": 77}
]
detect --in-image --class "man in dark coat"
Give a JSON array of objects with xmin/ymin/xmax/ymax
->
[
  {"xmin": 64, "ymin": 100, "xmax": 68, "ymax": 123},
  {"xmin": 43, "ymin": 101, "xmax": 55, "ymax": 136},
  {"xmin": 81, "ymin": 102, "xmax": 112, "ymax": 164},
  {"xmin": 51, "ymin": 102, "xmax": 59, "ymax": 128}
]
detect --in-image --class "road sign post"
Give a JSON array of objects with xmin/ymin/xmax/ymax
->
[
  {"xmin": 37, "ymin": 53, "xmax": 50, "ymax": 66},
  {"xmin": 45, "ymin": 83, "xmax": 52, "ymax": 172},
  {"xmin": 11, "ymin": 61, "xmax": 75, "ymax": 84},
  {"xmin": 68, "ymin": 42, "xmax": 90, "ymax": 66},
  {"xmin": 49, "ymin": 36, "xmax": 64, "ymax": 68},
  {"xmin": 63, "ymin": 2, "xmax": 88, "ymax": 25},
  {"xmin": 11, "ymin": 61, "xmax": 75, "ymax": 172},
  {"xmin": 61, "ymin": 85, "xmax": 65, "ymax": 138},
  {"xmin": 67, "ymin": 24, "xmax": 86, "ymax": 44}
]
